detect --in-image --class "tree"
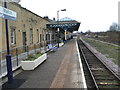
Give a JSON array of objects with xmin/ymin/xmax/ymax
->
[
  {"xmin": 118, "ymin": 24, "xmax": 120, "ymax": 31},
  {"xmin": 109, "ymin": 22, "xmax": 120, "ymax": 31}
]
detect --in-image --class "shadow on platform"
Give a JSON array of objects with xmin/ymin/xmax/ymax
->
[{"xmin": 2, "ymin": 79, "xmax": 25, "ymax": 89}]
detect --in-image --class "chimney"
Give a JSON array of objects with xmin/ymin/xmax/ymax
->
[
  {"xmin": 53, "ymin": 17, "xmax": 56, "ymax": 21},
  {"xmin": 43, "ymin": 16, "xmax": 49, "ymax": 19}
]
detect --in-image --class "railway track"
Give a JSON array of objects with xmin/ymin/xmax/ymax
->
[{"xmin": 77, "ymin": 37, "xmax": 120, "ymax": 89}]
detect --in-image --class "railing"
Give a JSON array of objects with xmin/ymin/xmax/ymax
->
[{"xmin": 0, "ymin": 39, "xmax": 58, "ymax": 77}]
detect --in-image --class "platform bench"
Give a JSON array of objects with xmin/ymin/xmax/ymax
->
[{"xmin": 48, "ymin": 44, "xmax": 57, "ymax": 52}]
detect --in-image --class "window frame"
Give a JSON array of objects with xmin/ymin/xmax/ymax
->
[{"xmin": 11, "ymin": 28, "xmax": 16, "ymax": 45}]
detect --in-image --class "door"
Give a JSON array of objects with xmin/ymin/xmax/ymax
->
[{"xmin": 22, "ymin": 32, "xmax": 27, "ymax": 52}]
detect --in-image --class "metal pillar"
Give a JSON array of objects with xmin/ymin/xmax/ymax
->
[
  {"xmin": 57, "ymin": 28, "xmax": 60, "ymax": 48},
  {"xmin": 57, "ymin": 10, "xmax": 59, "ymax": 48},
  {"xmin": 65, "ymin": 30, "xmax": 67, "ymax": 41},
  {"xmin": 4, "ymin": 1, "xmax": 13, "ymax": 83}
]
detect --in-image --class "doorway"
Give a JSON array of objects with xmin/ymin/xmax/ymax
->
[{"xmin": 22, "ymin": 32, "xmax": 27, "ymax": 52}]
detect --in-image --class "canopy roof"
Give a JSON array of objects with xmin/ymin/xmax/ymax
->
[
  {"xmin": 46, "ymin": 17, "xmax": 81, "ymax": 33},
  {"xmin": 59, "ymin": 17, "xmax": 76, "ymax": 21}
]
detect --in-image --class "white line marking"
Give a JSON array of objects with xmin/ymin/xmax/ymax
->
[{"xmin": 76, "ymin": 40, "xmax": 87, "ymax": 89}]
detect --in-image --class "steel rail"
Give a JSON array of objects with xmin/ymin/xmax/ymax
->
[
  {"xmin": 78, "ymin": 37, "xmax": 120, "ymax": 89},
  {"xmin": 80, "ymin": 38, "xmax": 120, "ymax": 81},
  {"xmin": 78, "ymin": 40, "xmax": 99, "ymax": 90}
]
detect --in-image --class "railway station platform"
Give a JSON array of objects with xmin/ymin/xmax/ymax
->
[{"xmin": 2, "ymin": 38, "xmax": 86, "ymax": 89}]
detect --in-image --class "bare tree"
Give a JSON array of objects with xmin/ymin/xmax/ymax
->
[{"xmin": 109, "ymin": 22, "xmax": 120, "ymax": 31}]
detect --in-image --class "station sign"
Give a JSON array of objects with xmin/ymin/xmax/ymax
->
[
  {"xmin": 1, "ymin": 0, "xmax": 21, "ymax": 3},
  {"xmin": 0, "ymin": 6, "xmax": 16, "ymax": 21},
  {"xmin": 10, "ymin": 0, "xmax": 20, "ymax": 3}
]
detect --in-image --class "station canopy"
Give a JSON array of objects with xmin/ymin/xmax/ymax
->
[{"xmin": 46, "ymin": 17, "xmax": 81, "ymax": 33}]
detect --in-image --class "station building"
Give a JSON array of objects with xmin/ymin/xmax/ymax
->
[{"xmin": 0, "ymin": 2, "xmax": 80, "ymax": 58}]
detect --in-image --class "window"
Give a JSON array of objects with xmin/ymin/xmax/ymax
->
[
  {"xmin": 11, "ymin": 28, "xmax": 16, "ymax": 44},
  {"xmin": 30, "ymin": 28, "xmax": 33, "ymax": 44},
  {"xmin": 36, "ymin": 29, "xmax": 39, "ymax": 43},
  {"xmin": 40, "ymin": 34, "xmax": 42, "ymax": 42},
  {"xmin": 42, "ymin": 35, "xmax": 44, "ymax": 41},
  {"xmin": 46, "ymin": 34, "xmax": 50, "ymax": 41}
]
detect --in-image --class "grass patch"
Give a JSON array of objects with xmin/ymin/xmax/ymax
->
[
  {"xmin": 23, "ymin": 53, "xmax": 42, "ymax": 61},
  {"xmin": 82, "ymin": 36, "xmax": 119, "ymax": 65}
]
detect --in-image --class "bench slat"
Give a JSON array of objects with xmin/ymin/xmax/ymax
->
[{"xmin": 48, "ymin": 44, "xmax": 57, "ymax": 50}]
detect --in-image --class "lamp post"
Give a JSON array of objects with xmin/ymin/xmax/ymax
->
[
  {"xmin": 4, "ymin": 0, "xmax": 13, "ymax": 84},
  {"xmin": 57, "ymin": 9, "xmax": 66, "ymax": 48}
]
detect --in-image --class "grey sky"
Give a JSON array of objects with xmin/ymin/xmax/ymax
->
[{"xmin": 20, "ymin": 0, "xmax": 119, "ymax": 32}]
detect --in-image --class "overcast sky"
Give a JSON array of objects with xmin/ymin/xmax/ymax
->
[{"xmin": 19, "ymin": 0, "xmax": 119, "ymax": 32}]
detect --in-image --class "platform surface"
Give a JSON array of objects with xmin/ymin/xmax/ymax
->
[{"xmin": 2, "ymin": 39, "xmax": 85, "ymax": 89}]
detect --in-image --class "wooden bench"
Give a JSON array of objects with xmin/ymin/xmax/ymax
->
[{"xmin": 48, "ymin": 44, "xmax": 57, "ymax": 52}]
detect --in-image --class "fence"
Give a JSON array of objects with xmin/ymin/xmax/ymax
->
[{"xmin": 0, "ymin": 39, "xmax": 58, "ymax": 77}]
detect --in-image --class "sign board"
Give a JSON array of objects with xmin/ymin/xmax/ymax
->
[
  {"xmin": 0, "ymin": 6, "xmax": 16, "ymax": 21},
  {"xmin": 10, "ymin": 0, "xmax": 20, "ymax": 2},
  {"xmin": 2, "ymin": 0, "xmax": 21, "ymax": 3}
]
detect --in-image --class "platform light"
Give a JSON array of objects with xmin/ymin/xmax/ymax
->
[{"xmin": 57, "ymin": 9, "xmax": 66, "ymax": 48}]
